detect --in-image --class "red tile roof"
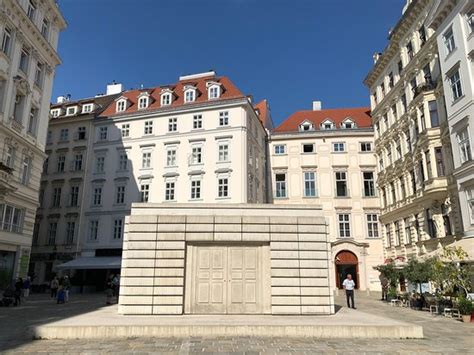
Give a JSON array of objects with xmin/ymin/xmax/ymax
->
[
  {"xmin": 99, "ymin": 74, "xmax": 246, "ymax": 117},
  {"xmin": 253, "ymin": 99, "xmax": 273, "ymax": 130},
  {"xmin": 274, "ymin": 107, "xmax": 372, "ymax": 133}
]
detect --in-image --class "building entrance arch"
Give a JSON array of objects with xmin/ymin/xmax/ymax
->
[{"xmin": 335, "ymin": 250, "xmax": 359, "ymax": 289}]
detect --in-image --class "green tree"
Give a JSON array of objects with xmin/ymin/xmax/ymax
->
[
  {"xmin": 403, "ymin": 258, "xmax": 434, "ymax": 294},
  {"xmin": 374, "ymin": 262, "xmax": 402, "ymax": 288}
]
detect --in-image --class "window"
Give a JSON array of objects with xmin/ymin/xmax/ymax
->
[
  {"xmin": 400, "ymin": 176, "xmax": 406, "ymax": 199},
  {"xmin": 388, "ymin": 72, "xmax": 394, "ymax": 88},
  {"xmin": 95, "ymin": 156, "xmax": 105, "ymax": 173},
  {"xmin": 19, "ymin": 48, "xmax": 29, "ymax": 73},
  {"xmin": 426, "ymin": 209, "xmax": 436, "ymax": 239},
  {"xmin": 468, "ymin": 11, "xmax": 474, "ymax": 33},
  {"xmin": 360, "ymin": 142, "xmax": 372, "ymax": 152},
  {"xmin": 466, "ymin": 188, "xmax": 474, "ymax": 223},
  {"xmin": 118, "ymin": 153, "xmax": 128, "ymax": 171},
  {"xmin": 165, "ymin": 181, "xmax": 175, "ymax": 201},
  {"xmin": 191, "ymin": 146, "xmax": 202, "ymax": 164},
  {"xmin": 435, "ymin": 147, "xmax": 445, "ymax": 176},
  {"xmin": 390, "ymin": 182, "xmax": 396, "ymax": 203},
  {"xmin": 406, "ymin": 41, "xmax": 414, "ymax": 60},
  {"xmin": 88, "ymin": 220, "xmax": 99, "ymax": 241},
  {"xmin": 142, "ymin": 152, "xmax": 151, "ymax": 168},
  {"xmin": 161, "ymin": 93, "xmax": 172, "ymax": 106},
  {"xmin": 191, "ymin": 179, "xmax": 201, "ymax": 199},
  {"xmin": 144, "ymin": 120, "xmax": 153, "ymax": 135},
  {"xmin": 341, "ymin": 120, "xmax": 355, "ymax": 129},
  {"xmin": 367, "ymin": 214, "xmax": 379, "ymax": 238},
  {"xmin": 193, "ymin": 114, "xmax": 203, "ymax": 129},
  {"xmin": 275, "ymin": 173, "xmax": 287, "ymax": 198},
  {"xmin": 27, "ymin": 107, "xmax": 38, "ymax": 135},
  {"xmin": 41, "ymin": 18, "xmax": 49, "ymax": 39},
  {"xmin": 410, "ymin": 170, "xmax": 417, "ymax": 194},
  {"xmin": 138, "ymin": 96, "xmax": 148, "ymax": 109},
  {"xmin": 66, "ymin": 221, "xmax": 75, "ymax": 245},
  {"xmin": 385, "ymin": 224, "xmax": 392, "ymax": 247},
  {"xmin": 363, "ymin": 172, "xmax": 375, "ymax": 197},
  {"xmin": 274, "ymin": 145, "xmax": 286, "ymax": 155},
  {"xmin": 333, "ymin": 142, "xmax": 345, "ymax": 152},
  {"xmin": 57, "ymin": 155, "xmax": 65, "ymax": 172},
  {"xmin": 140, "ymin": 184, "xmax": 149, "ymax": 202},
  {"xmin": 395, "ymin": 221, "xmax": 401, "ymax": 246},
  {"xmin": 218, "ymin": 177, "xmax": 229, "ymax": 198},
  {"xmin": 396, "ymin": 141, "xmax": 402, "ymax": 160},
  {"xmin": 168, "ymin": 117, "xmax": 177, "ymax": 132},
  {"xmin": 425, "ymin": 150, "xmax": 432, "ymax": 179},
  {"xmin": 219, "ymin": 111, "xmax": 229, "ymax": 126},
  {"xmin": 302, "ymin": 144, "xmax": 314, "ymax": 153},
  {"xmin": 92, "ymin": 187, "xmax": 102, "ymax": 206},
  {"xmin": 98, "ymin": 126, "xmax": 108, "ymax": 141},
  {"xmin": 404, "ymin": 218, "xmax": 411, "ymax": 244},
  {"xmin": 457, "ymin": 127, "xmax": 472, "ymax": 163},
  {"xmin": 397, "ymin": 60, "xmax": 403, "ymax": 74},
  {"xmin": 13, "ymin": 94, "xmax": 25, "ymax": 123},
  {"xmin": 335, "ymin": 172, "xmax": 348, "ymax": 197},
  {"xmin": 47, "ymin": 222, "xmax": 57, "ymax": 245},
  {"xmin": 401, "ymin": 94, "xmax": 407, "ymax": 113},
  {"xmin": 303, "ymin": 171, "xmax": 316, "ymax": 197},
  {"xmin": 320, "ymin": 120, "xmax": 334, "ymax": 130},
  {"xmin": 4, "ymin": 145, "xmax": 14, "ymax": 168},
  {"xmin": 34, "ymin": 62, "xmax": 43, "ymax": 87},
  {"xmin": 166, "ymin": 148, "xmax": 176, "ymax": 167},
  {"xmin": 20, "ymin": 156, "xmax": 30, "ymax": 185},
  {"xmin": 82, "ymin": 104, "xmax": 93, "ymax": 113},
  {"xmin": 113, "ymin": 219, "xmax": 123, "ymax": 240},
  {"xmin": 77, "ymin": 127, "xmax": 86, "ymax": 140},
  {"xmin": 42, "ymin": 157, "xmax": 48, "ymax": 174},
  {"xmin": 338, "ymin": 214, "xmax": 351, "ymax": 238},
  {"xmin": 208, "ymin": 86, "xmax": 220, "ymax": 99},
  {"xmin": 59, "ymin": 128, "xmax": 69, "ymax": 141},
  {"xmin": 27, "ymin": 0, "xmax": 36, "ymax": 21},
  {"xmin": 70, "ymin": 186, "xmax": 79, "ymax": 207},
  {"xmin": 32, "ymin": 222, "xmax": 40, "ymax": 245},
  {"xmin": 419, "ymin": 26, "xmax": 427, "ymax": 45},
  {"xmin": 74, "ymin": 154, "xmax": 83, "ymax": 171},
  {"xmin": 185, "ymin": 90, "xmax": 195, "ymax": 103},
  {"xmin": 116, "ymin": 186, "xmax": 125, "ymax": 204},
  {"xmin": 449, "ymin": 70, "xmax": 463, "ymax": 101},
  {"xmin": 428, "ymin": 101, "xmax": 439, "ymax": 127},
  {"xmin": 52, "ymin": 187, "xmax": 61, "ymax": 207},
  {"xmin": 116, "ymin": 100, "xmax": 126, "ymax": 112},
  {"xmin": 218, "ymin": 143, "xmax": 229, "ymax": 162},
  {"xmin": 121, "ymin": 124, "xmax": 129, "ymax": 138},
  {"xmin": 444, "ymin": 28, "xmax": 456, "ymax": 54},
  {"xmin": 1, "ymin": 27, "xmax": 12, "ymax": 56},
  {"xmin": 0, "ymin": 204, "xmax": 24, "ymax": 233},
  {"xmin": 51, "ymin": 109, "xmax": 60, "ymax": 118}
]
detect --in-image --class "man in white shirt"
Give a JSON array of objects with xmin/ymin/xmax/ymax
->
[{"xmin": 342, "ymin": 274, "xmax": 356, "ymax": 309}]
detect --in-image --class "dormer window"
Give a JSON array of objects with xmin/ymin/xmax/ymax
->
[
  {"xmin": 320, "ymin": 119, "xmax": 335, "ymax": 130},
  {"xmin": 161, "ymin": 93, "xmax": 172, "ymax": 106},
  {"xmin": 138, "ymin": 94, "xmax": 149, "ymax": 110},
  {"xmin": 341, "ymin": 118, "xmax": 356, "ymax": 129},
  {"xmin": 66, "ymin": 106, "xmax": 77, "ymax": 116},
  {"xmin": 184, "ymin": 85, "xmax": 197, "ymax": 103},
  {"xmin": 299, "ymin": 120, "xmax": 314, "ymax": 132},
  {"xmin": 116, "ymin": 98, "xmax": 127, "ymax": 112},
  {"xmin": 51, "ymin": 109, "xmax": 60, "ymax": 118},
  {"xmin": 82, "ymin": 104, "xmax": 94, "ymax": 113},
  {"xmin": 207, "ymin": 82, "xmax": 221, "ymax": 100}
]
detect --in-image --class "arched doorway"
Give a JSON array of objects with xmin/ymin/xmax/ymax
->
[{"xmin": 335, "ymin": 250, "xmax": 359, "ymax": 289}]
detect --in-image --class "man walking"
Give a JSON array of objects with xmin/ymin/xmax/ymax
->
[{"xmin": 342, "ymin": 274, "xmax": 356, "ymax": 309}]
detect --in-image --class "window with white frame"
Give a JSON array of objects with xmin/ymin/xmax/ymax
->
[
  {"xmin": 360, "ymin": 142, "xmax": 372, "ymax": 152},
  {"xmin": 275, "ymin": 173, "xmax": 287, "ymax": 198},
  {"xmin": 66, "ymin": 221, "xmax": 75, "ymax": 245},
  {"xmin": 1, "ymin": 27, "xmax": 12, "ymax": 57},
  {"xmin": 219, "ymin": 111, "xmax": 229, "ymax": 126},
  {"xmin": 56, "ymin": 155, "xmax": 65, "ymax": 172},
  {"xmin": 218, "ymin": 177, "xmax": 229, "ymax": 198},
  {"xmin": 341, "ymin": 119, "xmax": 356, "ymax": 129},
  {"xmin": 218, "ymin": 143, "xmax": 229, "ymax": 162},
  {"xmin": 19, "ymin": 48, "xmax": 29, "ymax": 73},
  {"xmin": 4, "ymin": 146, "xmax": 14, "ymax": 168},
  {"xmin": 140, "ymin": 183, "xmax": 149, "ymax": 202},
  {"xmin": 161, "ymin": 93, "xmax": 172, "ymax": 106},
  {"xmin": 363, "ymin": 172, "xmax": 375, "ymax": 197},
  {"xmin": 191, "ymin": 146, "xmax": 202, "ymax": 164},
  {"xmin": 74, "ymin": 154, "xmax": 83, "ymax": 171},
  {"xmin": 321, "ymin": 120, "xmax": 335, "ymax": 130},
  {"xmin": 82, "ymin": 104, "xmax": 93, "ymax": 113},
  {"xmin": 443, "ymin": 27, "xmax": 456, "ymax": 54},
  {"xmin": 113, "ymin": 218, "xmax": 123, "ymax": 239},
  {"xmin": 449, "ymin": 70, "xmax": 463, "ymax": 101},
  {"xmin": 193, "ymin": 114, "xmax": 203, "ymax": 129},
  {"xmin": 116, "ymin": 99, "xmax": 126, "ymax": 112},
  {"xmin": 118, "ymin": 152, "xmax": 128, "ymax": 171},
  {"xmin": 66, "ymin": 106, "xmax": 76, "ymax": 116},
  {"xmin": 457, "ymin": 127, "xmax": 472, "ymax": 163},
  {"xmin": 88, "ymin": 220, "xmax": 99, "ymax": 241},
  {"xmin": 69, "ymin": 186, "xmax": 79, "ymax": 206},
  {"xmin": 299, "ymin": 121, "xmax": 314, "ymax": 131},
  {"xmin": 77, "ymin": 126, "xmax": 86, "ymax": 140},
  {"xmin": 367, "ymin": 214, "xmax": 379, "ymax": 238},
  {"xmin": 303, "ymin": 171, "xmax": 317, "ymax": 197},
  {"xmin": 121, "ymin": 124, "xmax": 129, "ymax": 138},
  {"xmin": 60, "ymin": 128, "xmax": 69, "ymax": 141},
  {"xmin": 92, "ymin": 186, "xmax": 102, "ymax": 206},
  {"xmin": 274, "ymin": 145, "xmax": 286, "ymax": 155},
  {"xmin": 166, "ymin": 148, "xmax": 176, "ymax": 166},
  {"xmin": 99, "ymin": 126, "xmax": 108, "ymax": 140},
  {"xmin": 466, "ymin": 187, "xmax": 474, "ymax": 223},
  {"xmin": 20, "ymin": 156, "xmax": 30, "ymax": 185},
  {"xmin": 168, "ymin": 117, "xmax": 177, "ymax": 132},
  {"xmin": 51, "ymin": 109, "xmax": 60, "ymax": 118},
  {"xmin": 208, "ymin": 85, "xmax": 220, "ymax": 99},
  {"xmin": 190, "ymin": 178, "xmax": 202, "ymax": 199},
  {"xmin": 165, "ymin": 180, "xmax": 175, "ymax": 201},
  {"xmin": 95, "ymin": 156, "xmax": 105, "ymax": 173},
  {"xmin": 335, "ymin": 171, "xmax": 348, "ymax": 197},
  {"xmin": 115, "ymin": 185, "xmax": 126, "ymax": 204},
  {"xmin": 41, "ymin": 18, "xmax": 49, "ymax": 39},
  {"xmin": 0, "ymin": 204, "xmax": 25, "ymax": 234},
  {"xmin": 142, "ymin": 151, "xmax": 152, "ymax": 169},
  {"xmin": 138, "ymin": 95, "xmax": 149, "ymax": 109},
  {"xmin": 333, "ymin": 142, "xmax": 345, "ymax": 152},
  {"xmin": 144, "ymin": 120, "xmax": 153, "ymax": 135},
  {"xmin": 404, "ymin": 217, "xmax": 411, "ymax": 244},
  {"xmin": 34, "ymin": 62, "xmax": 43, "ymax": 87},
  {"xmin": 338, "ymin": 214, "xmax": 351, "ymax": 237},
  {"xmin": 184, "ymin": 89, "xmax": 196, "ymax": 103},
  {"xmin": 27, "ymin": 0, "xmax": 36, "ymax": 20},
  {"xmin": 52, "ymin": 187, "xmax": 61, "ymax": 207}
]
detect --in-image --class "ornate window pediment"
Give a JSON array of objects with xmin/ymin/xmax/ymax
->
[
  {"xmin": 299, "ymin": 120, "xmax": 314, "ymax": 132},
  {"xmin": 320, "ymin": 119, "xmax": 335, "ymax": 130}
]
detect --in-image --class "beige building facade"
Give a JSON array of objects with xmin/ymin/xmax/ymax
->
[
  {"xmin": 269, "ymin": 104, "xmax": 384, "ymax": 292},
  {"xmin": 0, "ymin": 0, "xmax": 65, "ymax": 287}
]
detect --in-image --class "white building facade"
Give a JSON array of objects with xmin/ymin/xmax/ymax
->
[
  {"xmin": 269, "ymin": 104, "xmax": 384, "ymax": 291},
  {"xmin": 0, "ymin": 0, "xmax": 65, "ymax": 287}
]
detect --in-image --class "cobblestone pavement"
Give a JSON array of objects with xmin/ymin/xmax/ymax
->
[{"xmin": 0, "ymin": 292, "xmax": 472, "ymax": 354}]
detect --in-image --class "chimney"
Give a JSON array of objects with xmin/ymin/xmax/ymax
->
[
  {"xmin": 106, "ymin": 81, "xmax": 124, "ymax": 95},
  {"xmin": 312, "ymin": 101, "xmax": 322, "ymax": 111}
]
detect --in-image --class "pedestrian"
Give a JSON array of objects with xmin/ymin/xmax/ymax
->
[
  {"xmin": 342, "ymin": 273, "xmax": 356, "ymax": 309},
  {"xmin": 23, "ymin": 277, "xmax": 31, "ymax": 298},
  {"xmin": 57, "ymin": 285, "xmax": 65, "ymax": 304},
  {"xmin": 63, "ymin": 275, "xmax": 71, "ymax": 302},
  {"xmin": 112, "ymin": 274, "xmax": 120, "ymax": 297},
  {"xmin": 14, "ymin": 278, "xmax": 23, "ymax": 306},
  {"xmin": 379, "ymin": 274, "xmax": 388, "ymax": 301},
  {"xmin": 50, "ymin": 276, "xmax": 59, "ymax": 299},
  {"xmin": 105, "ymin": 276, "xmax": 114, "ymax": 305}
]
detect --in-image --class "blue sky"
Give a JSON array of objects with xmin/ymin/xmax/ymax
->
[{"xmin": 53, "ymin": 0, "xmax": 405, "ymax": 126}]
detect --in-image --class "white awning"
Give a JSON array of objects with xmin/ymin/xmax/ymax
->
[
  {"xmin": 422, "ymin": 238, "xmax": 474, "ymax": 262},
  {"xmin": 55, "ymin": 257, "xmax": 122, "ymax": 270}
]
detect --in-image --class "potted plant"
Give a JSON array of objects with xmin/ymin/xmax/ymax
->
[
  {"xmin": 387, "ymin": 287, "xmax": 397, "ymax": 302},
  {"xmin": 458, "ymin": 297, "xmax": 473, "ymax": 323}
]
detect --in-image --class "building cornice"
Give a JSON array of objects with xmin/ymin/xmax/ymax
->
[{"xmin": 269, "ymin": 129, "xmax": 374, "ymax": 142}]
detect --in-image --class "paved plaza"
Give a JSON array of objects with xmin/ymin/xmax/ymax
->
[{"xmin": 0, "ymin": 292, "xmax": 472, "ymax": 354}]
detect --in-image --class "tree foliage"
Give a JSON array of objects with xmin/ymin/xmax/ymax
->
[
  {"xmin": 374, "ymin": 262, "xmax": 402, "ymax": 288},
  {"xmin": 403, "ymin": 257, "xmax": 434, "ymax": 293}
]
